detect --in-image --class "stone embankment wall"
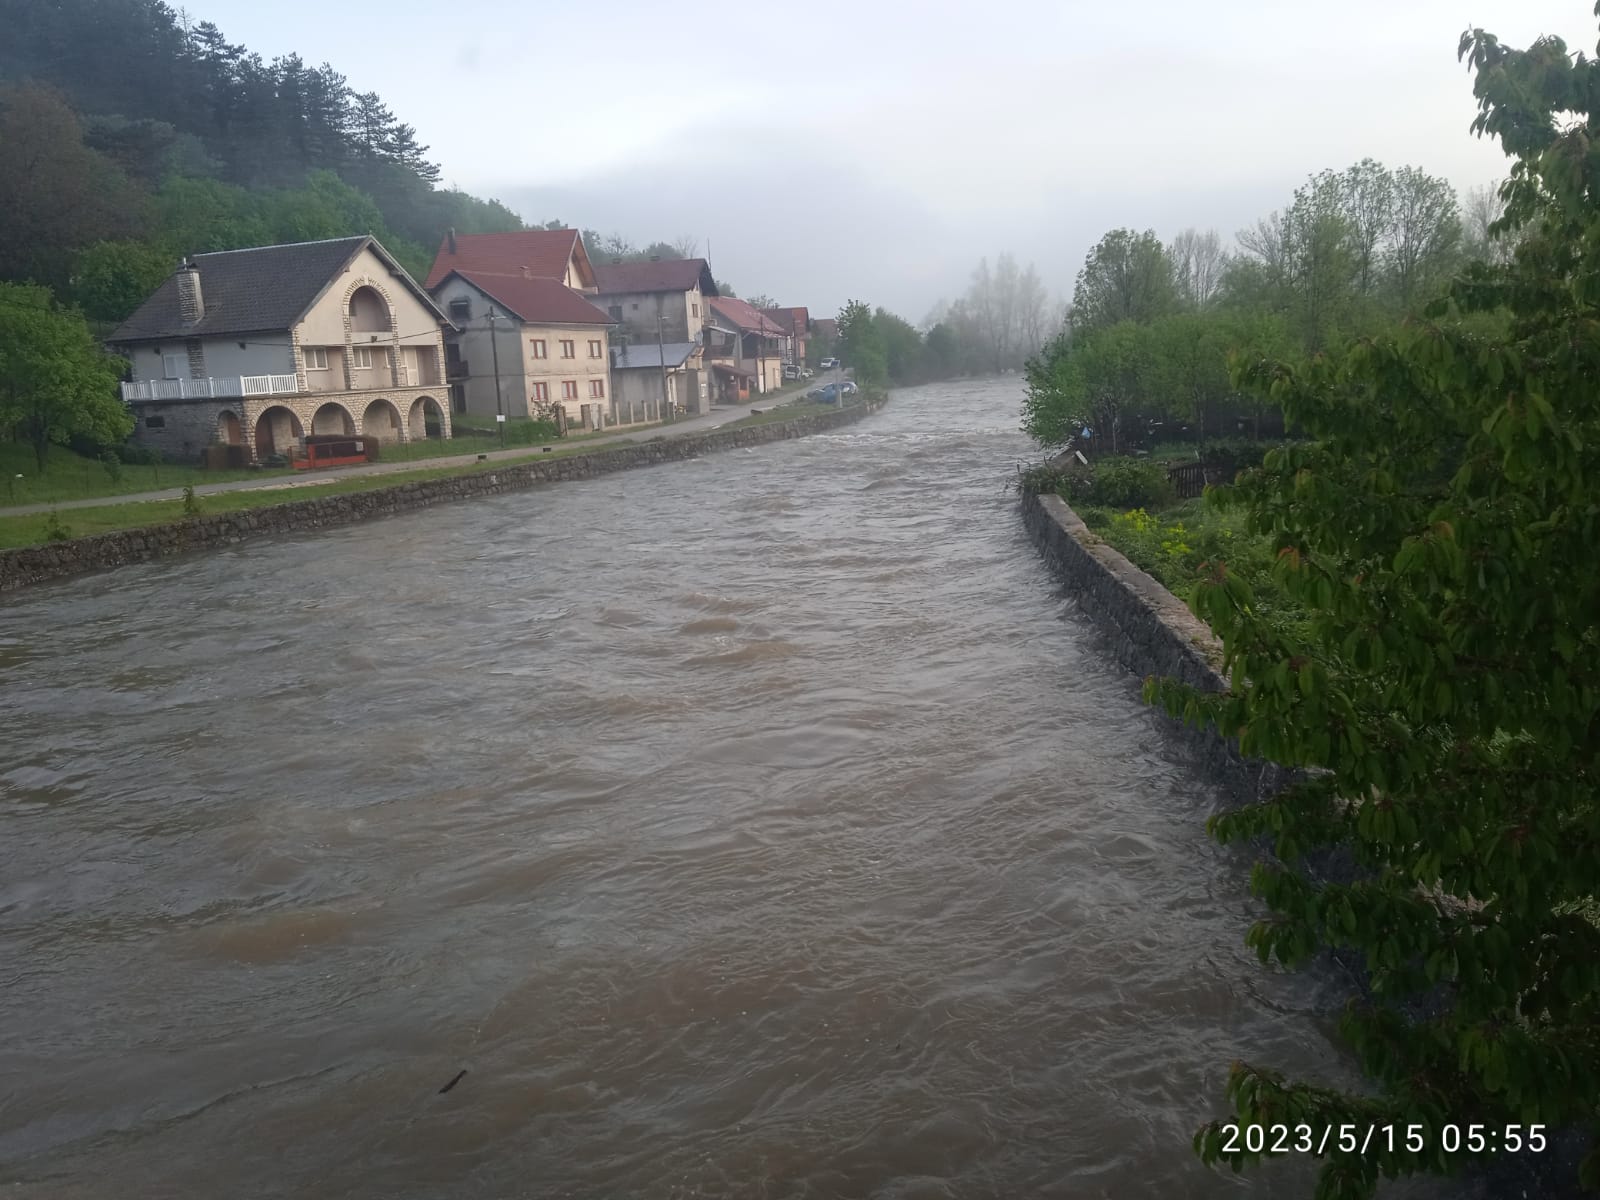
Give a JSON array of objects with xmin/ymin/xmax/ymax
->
[
  {"xmin": 1020, "ymin": 488, "xmax": 1297, "ymax": 804},
  {"xmin": 0, "ymin": 396, "xmax": 886, "ymax": 594}
]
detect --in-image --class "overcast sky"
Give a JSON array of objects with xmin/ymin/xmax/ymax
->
[{"xmin": 194, "ymin": 0, "xmax": 1592, "ymax": 320}]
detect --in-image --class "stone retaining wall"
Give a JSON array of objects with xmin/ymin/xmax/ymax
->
[
  {"xmin": 1020, "ymin": 487, "xmax": 1297, "ymax": 804},
  {"xmin": 0, "ymin": 396, "xmax": 887, "ymax": 594}
]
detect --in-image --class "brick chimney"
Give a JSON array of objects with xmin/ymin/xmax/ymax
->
[
  {"xmin": 176, "ymin": 260, "xmax": 204, "ymax": 326},
  {"xmin": 447, "ymin": 227, "xmax": 457, "ymax": 255}
]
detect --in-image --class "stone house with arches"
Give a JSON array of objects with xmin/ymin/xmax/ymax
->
[{"xmin": 108, "ymin": 235, "xmax": 455, "ymax": 464}]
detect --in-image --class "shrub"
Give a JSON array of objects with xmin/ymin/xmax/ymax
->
[
  {"xmin": 43, "ymin": 511, "xmax": 72, "ymax": 542},
  {"xmin": 99, "ymin": 449, "xmax": 122, "ymax": 483}
]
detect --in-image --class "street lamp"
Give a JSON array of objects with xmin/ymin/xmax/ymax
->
[{"xmin": 486, "ymin": 304, "xmax": 507, "ymax": 450}]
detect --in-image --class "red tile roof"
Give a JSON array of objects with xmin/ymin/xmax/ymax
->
[
  {"xmin": 593, "ymin": 258, "xmax": 717, "ymax": 296},
  {"xmin": 760, "ymin": 306, "xmax": 810, "ymax": 338},
  {"xmin": 442, "ymin": 270, "xmax": 611, "ymax": 327},
  {"xmin": 424, "ymin": 229, "xmax": 585, "ymax": 290},
  {"xmin": 709, "ymin": 296, "xmax": 786, "ymax": 336}
]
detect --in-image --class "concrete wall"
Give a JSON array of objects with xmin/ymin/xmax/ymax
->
[
  {"xmin": 1, "ymin": 395, "xmax": 889, "ymax": 594},
  {"xmin": 1019, "ymin": 488, "xmax": 1297, "ymax": 804},
  {"xmin": 129, "ymin": 399, "xmax": 234, "ymax": 461}
]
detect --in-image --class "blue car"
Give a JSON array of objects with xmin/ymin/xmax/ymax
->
[{"xmin": 808, "ymin": 383, "xmax": 842, "ymax": 403}]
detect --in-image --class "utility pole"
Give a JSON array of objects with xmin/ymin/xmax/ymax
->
[
  {"xmin": 656, "ymin": 298, "xmax": 670, "ymax": 422},
  {"xmin": 487, "ymin": 304, "xmax": 506, "ymax": 450}
]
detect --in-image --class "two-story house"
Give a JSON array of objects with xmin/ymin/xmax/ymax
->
[
  {"xmin": 430, "ymin": 268, "xmax": 614, "ymax": 430},
  {"xmin": 108, "ymin": 235, "xmax": 454, "ymax": 464},
  {"xmin": 592, "ymin": 257, "xmax": 720, "ymax": 415},
  {"xmin": 705, "ymin": 296, "xmax": 787, "ymax": 400},
  {"xmin": 761, "ymin": 306, "xmax": 810, "ymax": 365},
  {"xmin": 425, "ymin": 228, "xmax": 624, "ymax": 429}
]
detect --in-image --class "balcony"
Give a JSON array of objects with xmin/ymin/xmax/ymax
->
[{"xmin": 122, "ymin": 374, "xmax": 300, "ymax": 403}]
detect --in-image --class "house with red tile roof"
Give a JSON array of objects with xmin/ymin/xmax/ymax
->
[
  {"xmin": 431, "ymin": 266, "xmax": 617, "ymax": 429},
  {"xmin": 590, "ymin": 258, "xmax": 721, "ymax": 414},
  {"xmin": 706, "ymin": 296, "xmax": 788, "ymax": 399},
  {"xmin": 760, "ymin": 306, "xmax": 810, "ymax": 365},
  {"xmin": 424, "ymin": 228, "xmax": 599, "ymax": 293}
]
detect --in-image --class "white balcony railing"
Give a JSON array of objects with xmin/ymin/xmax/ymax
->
[{"xmin": 121, "ymin": 374, "xmax": 300, "ymax": 403}]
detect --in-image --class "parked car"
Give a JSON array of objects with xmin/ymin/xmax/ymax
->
[
  {"xmin": 818, "ymin": 357, "xmax": 838, "ymax": 370},
  {"xmin": 808, "ymin": 383, "xmax": 842, "ymax": 403},
  {"xmin": 839, "ymin": 380, "xmax": 859, "ymax": 396},
  {"xmin": 799, "ymin": 367, "xmax": 815, "ymax": 379},
  {"xmin": 783, "ymin": 363, "xmax": 801, "ymax": 379}
]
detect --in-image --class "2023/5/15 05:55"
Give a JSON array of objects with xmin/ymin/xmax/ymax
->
[{"xmin": 1217, "ymin": 1123, "xmax": 1548, "ymax": 1157}]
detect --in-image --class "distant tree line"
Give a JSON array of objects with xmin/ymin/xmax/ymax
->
[{"xmin": 1023, "ymin": 159, "xmax": 1512, "ymax": 451}]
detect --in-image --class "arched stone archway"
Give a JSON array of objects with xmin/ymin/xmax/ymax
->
[
  {"xmin": 408, "ymin": 395, "xmax": 445, "ymax": 440},
  {"xmin": 362, "ymin": 398, "xmax": 404, "ymax": 443},
  {"xmin": 254, "ymin": 406, "xmax": 303, "ymax": 460},
  {"xmin": 218, "ymin": 411, "xmax": 242, "ymax": 445},
  {"xmin": 349, "ymin": 285, "xmax": 390, "ymax": 333},
  {"xmin": 312, "ymin": 401, "xmax": 356, "ymax": 436}
]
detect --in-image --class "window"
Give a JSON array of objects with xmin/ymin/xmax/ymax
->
[
  {"xmin": 589, "ymin": 379, "xmax": 605, "ymax": 398},
  {"xmin": 608, "ymin": 305, "xmax": 623, "ymax": 321},
  {"xmin": 162, "ymin": 352, "xmax": 186, "ymax": 379},
  {"xmin": 531, "ymin": 339, "xmax": 547, "ymax": 359},
  {"xmin": 531, "ymin": 382, "xmax": 549, "ymax": 401},
  {"xmin": 588, "ymin": 339, "xmax": 603, "ymax": 358},
  {"xmin": 560, "ymin": 339, "xmax": 575, "ymax": 359},
  {"xmin": 305, "ymin": 347, "xmax": 329, "ymax": 371},
  {"xmin": 448, "ymin": 297, "xmax": 471, "ymax": 321},
  {"xmin": 631, "ymin": 301, "xmax": 640, "ymax": 311},
  {"xmin": 692, "ymin": 302, "xmax": 700, "ymax": 317},
  {"xmin": 562, "ymin": 380, "xmax": 578, "ymax": 400},
  {"xmin": 144, "ymin": 415, "xmax": 166, "ymax": 429},
  {"xmin": 352, "ymin": 347, "xmax": 373, "ymax": 369}
]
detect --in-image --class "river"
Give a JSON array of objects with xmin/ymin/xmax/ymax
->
[{"xmin": 0, "ymin": 379, "xmax": 1437, "ymax": 1198}]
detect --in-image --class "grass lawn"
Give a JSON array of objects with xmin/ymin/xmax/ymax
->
[
  {"xmin": 0, "ymin": 441, "xmax": 293, "ymax": 505},
  {"xmin": 0, "ymin": 442, "xmax": 605, "ymax": 551}
]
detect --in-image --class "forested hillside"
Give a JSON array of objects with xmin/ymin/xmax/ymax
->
[{"xmin": 0, "ymin": 0, "xmax": 526, "ymax": 326}]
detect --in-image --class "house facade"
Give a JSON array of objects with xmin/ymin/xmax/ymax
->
[
  {"xmin": 705, "ymin": 296, "xmax": 786, "ymax": 399},
  {"xmin": 610, "ymin": 342, "xmax": 698, "ymax": 422},
  {"xmin": 108, "ymin": 236, "xmax": 454, "ymax": 464},
  {"xmin": 761, "ymin": 306, "xmax": 811, "ymax": 364},
  {"xmin": 431, "ymin": 270, "xmax": 614, "ymax": 430},
  {"xmin": 592, "ymin": 258, "xmax": 719, "ymax": 414}
]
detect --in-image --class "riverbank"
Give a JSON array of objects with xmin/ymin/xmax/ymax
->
[{"xmin": 0, "ymin": 393, "xmax": 887, "ymax": 593}]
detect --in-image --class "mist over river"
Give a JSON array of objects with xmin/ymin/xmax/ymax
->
[{"xmin": 0, "ymin": 379, "xmax": 1453, "ymax": 1198}]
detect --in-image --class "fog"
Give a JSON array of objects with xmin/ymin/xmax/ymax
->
[{"xmin": 198, "ymin": 0, "xmax": 1593, "ymax": 318}]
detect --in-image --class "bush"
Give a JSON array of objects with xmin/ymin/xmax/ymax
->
[{"xmin": 1055, "ymin": 455, "xmax": 1174, "ymax": 509}]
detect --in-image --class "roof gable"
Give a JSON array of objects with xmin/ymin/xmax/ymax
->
[
  {"xmin": 709, "ymin": 295, "xmax": 786, "ymax": 336},
  {"xmin": 108, "ymin": 236, "xmax": 447, "ymax": 344},
  {"xmin": 441, "ymin": 270, "xmax": 611, "ymax": 327},
  {"xmin": 424, "ymin": 229, "xmax": 584, "ymax": 290},
  {"xmin": 592, "ymin": 258, "xmax": 718, "ymax": 297}
]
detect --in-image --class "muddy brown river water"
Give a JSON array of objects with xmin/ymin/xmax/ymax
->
[{"xmin": 1, "ymin": 380, "xmax": 1456, "ymax": 1198}]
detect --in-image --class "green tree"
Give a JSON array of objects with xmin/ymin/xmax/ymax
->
[
  {"xmin": 0, "ymin": 284, "xmax": 132, "ymax": 469},
  {"xmin": 1156, "ymin": 16, "xmax": 1600, "ymax": 1198},
  {"xmin": 71, "ymin": 240, "xmax": 176, "ymax": 325},
  {"xmin": 1071, "ymin": 228, "xmax": 1179, "ymax": 332},
  {"xmin": 837, "ymin": 299, "xmax": 887, "ymax": 388},
  {"xmin": 1023, "ymin": 321, "xmax": 1153, "ymax": 452},
  {"xmin": 0, "ymin": 84, "xmax": 142, "ymax": 291}
]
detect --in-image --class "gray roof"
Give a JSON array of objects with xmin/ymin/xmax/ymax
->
[
  {"xmin": 108, "ymin": 236, "xmax": 447, "ymax": 343},
  {"xmin": 611, "ymin": 342, "xmax": 697, "ymax": 369}
]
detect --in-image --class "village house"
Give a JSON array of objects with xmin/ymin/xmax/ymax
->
[
  {"xmin": 609, "ymin": 342, "xmax": 697, "ymax": 423},
  {"xmin": 761, "ymin": 306, "xmax": 811, "ymax": 365},
  {"xmin": 425, "ymin": 228, "xmax": 625, "ymax": 429},
  {"xmin": 705, "ymin": 296, "xmax": 787, "ymax": 400},
  {"xmin": 107, "ymin": 235, "xmax": 454, "ymax": 465},
  {"xmin": 429, "ymin": 269, "xmax": 613, "ymax": 431},
  {"xmin": 592, "ymin": 258, "xmax": 719, "ymax": 415}
]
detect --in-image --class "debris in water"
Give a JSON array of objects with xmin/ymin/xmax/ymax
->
[{"xmin": 438, "ymin": 1069, "xmax": 468, "ymax": 1094}]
